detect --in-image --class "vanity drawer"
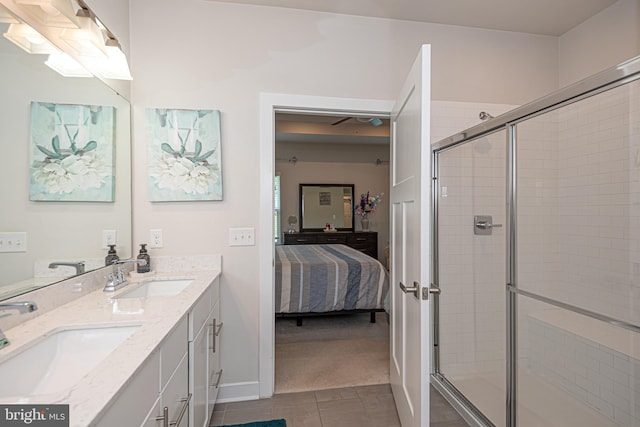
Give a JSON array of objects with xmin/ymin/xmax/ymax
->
[
  {"xmin": 316, "ymin": 234, "xmax": 347, "ymax": 244},
  {"xmin": 161, "ymin": 316, "xmax": 188, "ymax": 392},
  {"xmin": 189, "ymin": 286, "xmax": 213, "ymax": 341},
  {"xmin": 284, "ymin": 234, "xmax": 317, "ymax": 244}
]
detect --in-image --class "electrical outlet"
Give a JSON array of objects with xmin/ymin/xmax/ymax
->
[
  {"xmin": 102, "ymin": 229, "xmax": 117, "ymax": 248},
  {"xmin": 150, "ymin": 229, "xmax": 163, "ymax": 248},
  {"xmin": 228, "ymin": 227, "xmax": 255, "ymax": 246},
  {"xmin": 0, "ymin": 232, "xmax": 27, "ymax": 253}
]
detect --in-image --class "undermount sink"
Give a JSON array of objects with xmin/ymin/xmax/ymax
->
[
  {"xmin": 116, "ymin": 279, "xmax": 194, "ymax": 299},
  {"xmin": 0, "ymin": 324, "xmax": 140, "ymax": 400}
]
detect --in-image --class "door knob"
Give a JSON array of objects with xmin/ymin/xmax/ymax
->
[{"xmin": 399, "ymin": 281, "xmax": 419, "ymax": 299}]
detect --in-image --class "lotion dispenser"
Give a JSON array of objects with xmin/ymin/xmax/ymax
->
[
  {"xmin": 137, "ymin": 244, "xmax": 151, "ymax": 273},
  {"xmin": 105, "ymin": 245, "xmax": 119, "ymax": 266}
]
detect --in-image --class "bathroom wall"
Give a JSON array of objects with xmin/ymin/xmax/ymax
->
[
  {"xmin": 558, "ymin": 0, "xmax": 640, "ymax": 86},
  {"xmin": 128, "ymin": 0, "xmax": 559, "ymax": 394}
]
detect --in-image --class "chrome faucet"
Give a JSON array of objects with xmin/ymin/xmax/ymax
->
[
  {"xmin": 0, "ymin": 301, "xmax": 38, "ymax": 349},
  {"xmin": 103, "ymin": 259, "xmax": 147, "ymax": 292},
  {"xmin": 49, "ymin": 261, "xmax": 85, "ymax": 275}
]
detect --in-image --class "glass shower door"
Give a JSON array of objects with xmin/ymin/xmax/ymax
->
[{"xmin": 435, "ymin": 130, "xmax": 507, "ymax": 426}]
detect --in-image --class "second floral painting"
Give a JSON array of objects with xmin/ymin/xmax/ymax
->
[{"xmin": 146, "ymin": 108, "xmax": 223, "ymax": 201}]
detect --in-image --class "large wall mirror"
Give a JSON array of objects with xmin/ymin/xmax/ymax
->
[
  {"xmin": 299, "ymin": 184, "xmax": 354, "ymax": 232},
  {"xmin": 0, "ymin": 20, "xmax": 131, "ymax": 300}
]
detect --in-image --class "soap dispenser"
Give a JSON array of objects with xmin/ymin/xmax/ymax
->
[
  {"xmin": 105, "ymin": 244, "xmax": 119, "ymax": 266},
  {"xmin": 137, "ymin": 244, "xmax": 151, "ymax": 273}
]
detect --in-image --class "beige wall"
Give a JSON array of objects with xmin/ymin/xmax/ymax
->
[
  {"xmin": 559, "ymin": 0, "xmax": 640, "ymax": 86},
  {"xmin": 128, "ymin": 0, "xmax": 636, "ymax": 396},
  {"xmin": 129, "ymin": 0, "xmax": 559, "ymax": 391}
]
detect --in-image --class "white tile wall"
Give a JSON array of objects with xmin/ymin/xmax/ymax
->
[
  {"xmin": 435, "ymin": 115, "xmax": 508, "ymax": 384},
  {"xmin": 528, "ymin": 315, "xmax": 640, "ymax": 426},
  {"xmin": 516, "ymin": 79, "xmax": 640, "ymax": 423},
  {"xmin": 518, "ymin": 80, "xmax": 640, "ymax": 323},
  {"xmin": 434, "ymin": 80, "xmax": 640, "ymax": 423}
]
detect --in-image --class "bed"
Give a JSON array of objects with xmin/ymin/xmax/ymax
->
[{"xmin": 275, "ymin": 244, "xmax": 389, "ymax": 325}]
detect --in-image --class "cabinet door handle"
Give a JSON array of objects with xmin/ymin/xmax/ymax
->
[
  {"xmin": 210, "ymin": 320, "xmax": 223, "ymax": 354},
  {"xmin": 210, "ymin": 369, "xmax": 223, "ymax": 388},
  {"xmin": 155, "ymin": 407, "xmax": 169, "ymax": 427},
  {"xmin": 170, "ymin": 393, "xmax": 192, "ymax": 427}
]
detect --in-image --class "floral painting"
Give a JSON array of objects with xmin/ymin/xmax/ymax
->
[
  {"xmin": 146, "ymin": 108, "xmax": 222, "ymax": 201},
  {"xmin": 29, "ymin": 102, "xmax": 115, "ymax": 201}
]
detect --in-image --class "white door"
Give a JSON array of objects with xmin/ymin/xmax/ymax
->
[{"xmin": 390, "ymin": 44, "xmax": 432, "ymax": 427}]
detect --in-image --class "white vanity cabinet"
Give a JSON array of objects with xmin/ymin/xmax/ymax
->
[
  {"xmin": 189, "ymin": 277, "xmax": 221, "ymax": 427},
  {"xmin": 143, "ymin": 316, "xmax": 190, "ymax": 427},
  {"xmin": 97, "ymin": 317, "xmax": 189, "ymax": 427},
  {"xmin": 92, "ymin": 275, "xmax": 220, "ymax": 427},
  {"xmin": 143, "ymin": 353, "xmax": 189, "ymax": 427}
]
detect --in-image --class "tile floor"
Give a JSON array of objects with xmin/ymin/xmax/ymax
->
[{"xmin": 211, "ymin": 383, "xmax": 468, "ymax": 427}]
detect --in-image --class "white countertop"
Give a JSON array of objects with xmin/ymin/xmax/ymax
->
[{"xmin": 0, "ymin": 269, "xmax": 221, "ymax": 426}]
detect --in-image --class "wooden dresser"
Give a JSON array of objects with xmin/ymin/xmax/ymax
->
[{"xmin": 283, "ymin": 231, "xmax": 378, "ymax": 259}]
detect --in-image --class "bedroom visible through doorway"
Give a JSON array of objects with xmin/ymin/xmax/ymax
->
[{"xmin": 273, "ymin": 111, "xmax": 391, "ymax": 393}]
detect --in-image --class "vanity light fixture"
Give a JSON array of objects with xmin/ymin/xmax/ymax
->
[
  {"xmin": 59, "ymin": 14, "xmax": 107, "ymax": 57},
  {"xmin": 0, "ymin": 0, "xmax": 133, "ymax": 80},
  {"xmin": 12, "ymin": 0, "xmax": 80, "ymax": 29},
  {"xmin": 3, "ymin": 23, "xmax": 58, "ymax": 54},
  {"xmin": 45, "ymin": 51, "xmax": 92, "ymax": 77},
  {"xmin": 0, "ymin": 4, "xmax": 19, "ymax": 23},
  {"xmin": 82, "ymin": 39, "xmax": 132, "ymax": 80}
]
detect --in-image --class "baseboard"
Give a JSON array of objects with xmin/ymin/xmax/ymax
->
[{"xmin": 216, "ymin": 381, "xmax": 261, "ymax": 403}]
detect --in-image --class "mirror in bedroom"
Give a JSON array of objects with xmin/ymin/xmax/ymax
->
[
  {"xmin": 0, "ymin": 16, "xmax": 132, "ymax": 300},
  {"xmin": 299, "ymin": 184, "xmax": 354, "ymax": 231}
]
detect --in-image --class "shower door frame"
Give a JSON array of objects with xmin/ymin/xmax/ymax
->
[{"xmin": 430, "ymin": 55, "xmax": 640, "ymax": 427}]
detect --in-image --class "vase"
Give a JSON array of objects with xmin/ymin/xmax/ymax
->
[{"xmin": 361, "ymin": 216, "xmax": 370, "ymax": 232}]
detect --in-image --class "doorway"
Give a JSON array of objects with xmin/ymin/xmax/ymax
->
[
  {"xmin": 272, "ymin": 111, "xmax": 391, "ymax": 393},
  {"xmin": 258, "ymin": 93, "xmax": 394, "ymax": 397}
]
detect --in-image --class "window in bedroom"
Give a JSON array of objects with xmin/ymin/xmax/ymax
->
[{"xmin": 274, "ymin": 173, "xmax": 281, "ymax": 244}]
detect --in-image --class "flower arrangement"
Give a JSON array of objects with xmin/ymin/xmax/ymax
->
[{"xmin": 355, "ymin": 191, "xmax": 384, "ymax": 217}]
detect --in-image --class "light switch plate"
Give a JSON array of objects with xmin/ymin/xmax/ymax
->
[
  {"xmin": 229, "ymin": 227, "xmax": 255, "ymax": 246},
  {"xmin": 0, "ymin": 232, "xmax": 27, "ymax": 253}
]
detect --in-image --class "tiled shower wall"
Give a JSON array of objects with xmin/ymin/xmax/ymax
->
[
  {"xmin": 518, "ymin": 80, "xmax": 640, "ymax": 324},
  {"xmin": 515, "ymin": 78, "xmax": 640, "ymax": 426},
  {"xmin": 432, "ymin": 100, "xmax": 515, "ymax": 383},
  {"xmin": 434, "ymin": 82, "xmax": 640, "ymax": 425}
]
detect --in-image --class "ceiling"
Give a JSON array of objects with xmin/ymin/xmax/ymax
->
[
  {"xmin": 212, "ymin": 0, "xmax": 618, "ymax": 36},
  {"xmin": 276, "ymin": 113, "xmax": 390, "ymax": 146}
]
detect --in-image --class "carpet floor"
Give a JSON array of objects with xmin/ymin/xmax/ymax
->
[{"xmin": 275, "ymin": 312, "xmax": 390, "ymax": 393}]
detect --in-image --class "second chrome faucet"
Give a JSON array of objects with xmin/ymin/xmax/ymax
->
[
  {"xmin": 103, "ymin": 259, "xmax": 147, "ymax": 292},
  {"xmin": 0, "ymin": 301, "xmax": 38, "ymax": 349}
]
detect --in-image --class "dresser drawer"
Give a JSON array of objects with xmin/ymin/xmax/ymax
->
[
  {"xmin": 347, "ymin": 233, "xmax": 377, "ymax": 259},
  {"xmin": 316, "ymin": 234, "xmax": 347, "ymax": 244},
  {"xmin": 284, "ymin": 232, "xmax": 378, "ymax": 259},
  {"xmin": 284, "ymin": 234, "xmax": 317, "ymax": 244},
  {"xmin": 347, "ymin": 233, "xmax": 376, "ymax": 245}
]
